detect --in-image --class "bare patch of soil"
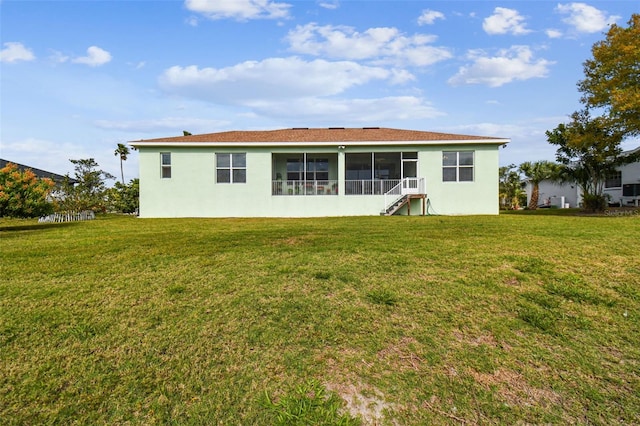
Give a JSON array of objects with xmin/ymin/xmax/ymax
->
[
  {"xmin": 325, "ymin": 381, "xmax": 396, "ymax": 426},
  {"xmin": 451, "ymin": 328, "xmax": 498, "ymax": 348},
  {"xmin": 376, "ymin": 336, "xmax": 422, "ymax": 371},
  {"xmin": 470, "ymin": 368, "xmax": 562, "ymax": 408}
]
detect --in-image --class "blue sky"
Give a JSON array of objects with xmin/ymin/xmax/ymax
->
[{"xmin": 1, "ymin": 0, "xmax": 638, "ymax": 181}]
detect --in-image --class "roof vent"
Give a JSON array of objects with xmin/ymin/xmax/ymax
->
[
  {"xmin": 292, "ymin": 127, "xmax": 309, "ymax": 130},
  {"xmin": 362, "ymin": 127, "xmax": 380, "ymax": 129},
  {"xmin": 329, "ymin": 127, "xmax": 345, "ymax": 130}
]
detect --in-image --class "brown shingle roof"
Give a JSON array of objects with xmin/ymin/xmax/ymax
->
[{"xmin": 131, "ymin": 127, "xmax": 507, "ymax": 145}]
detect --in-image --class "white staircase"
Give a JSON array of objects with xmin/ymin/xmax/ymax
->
[{"xmin": 381, "ymin": 178, "xmax": 426, "ymax": 216}]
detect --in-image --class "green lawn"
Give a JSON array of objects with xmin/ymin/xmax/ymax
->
[{"xmin": 1, "ymin": 213, "xmax": 639, "ymax": 424}]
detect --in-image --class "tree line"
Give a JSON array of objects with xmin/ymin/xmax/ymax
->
[
  {"xmin": 501, "ymin": 14, "xmax": 638, "ymax": 212},
  {"xmin": 0, "ymin": 144, "xmax": 137, "ymax": 218},
  {"xmin": 539, "ymin": 14, "xmax": 639, "ymax": 212}
]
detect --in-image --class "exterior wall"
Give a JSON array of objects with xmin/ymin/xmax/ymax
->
[
  {"xmin": 527, "ymin": 158, "xmax": 640, "ymax": 208},
  {"xmin": 138, "ymin": 144, "xmax": 501, "ymax": 217},
  {"xmin": 604, "ymin": 161, "xmax": 640, "ymax": 206},
  {"xmin": 526, "ymin": 180, "xmax": 580, "ymax": 208},
  {"xmin": 420, "ymin": 145, "xmax": 499, "ymax": 215}
]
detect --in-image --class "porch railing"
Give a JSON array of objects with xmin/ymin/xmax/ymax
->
[
  {"xmin": 272, "ymin": 178, "xmax": 424, "ymax": 197},
  {"xmin": 272, "ymin": 180, "xmax": 338, "ymax": 195},
  {"xmin": 345, "ymin": 179, "xmax": 401, "ymax": 195}
]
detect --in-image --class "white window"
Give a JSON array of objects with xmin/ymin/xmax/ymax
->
[
  {"xmin": 605, "ymin": 171, "xmax": 621, "ymax": 188},
  {"xmin": 443, "ymin": 151, "xmax": 474, "ymax": 182},
  {"xmin": 216, "ymin": 153, "xmax": 246, "ymax": 183},
  {"xmin": 161, "ymin": 152, "xmax": 171, "ymax": 179}
]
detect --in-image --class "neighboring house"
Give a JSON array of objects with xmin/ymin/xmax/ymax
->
[
  {"xmin": 130, "ymin": 127, "xmax": 509, "ymax": 218},
  {"xmin": 0, "ymin": 159, "xmax": 75, "ymax": 184},
  {"xmin": 525, "ymin": 145, "xmax": 640, "ymax": 208},
  {"xmin": 525, "ymin": 180, "xmax": 581, "ymax": 209},
  {"xmin": 604, "ymin": 146, "xmax": 640, "ymax": 207}
]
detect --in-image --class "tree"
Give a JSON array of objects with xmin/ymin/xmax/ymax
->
[
  {"xmin": 58, "ymin": 158, "xmax": 115, "ymax": 212},
  {"xmin": 114, "ymin": 143, "xmax": 131, "ymax": 185},
  {"xmin": 578, "ymin": 14, "xmax": 640, "ymax": 136},
  {"xmin": 545, "ymin": 110, "xmax": 632, "ymax": 212},
  {"xmin": 499, "ymin": 164, "xmax": 526, "ymax": 210},
  {"xmin": 519, "ymin": 161, "xmax": 561, "ymax": 210},
  {"xmin": 107, "ymin": 178, "xmax": 139, "ymax": 214},
  {"xmin": 0, "ymin": 162, "xmax": 55, "ymax": 218}
]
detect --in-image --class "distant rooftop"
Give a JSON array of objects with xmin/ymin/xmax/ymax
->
[
  {"xmin": 131, "ymin": 127, "xmax": 508, "ymax": 145},
  {"xmin": 0, "ymin": 159, "xmax": 75, "ymax": 183}
]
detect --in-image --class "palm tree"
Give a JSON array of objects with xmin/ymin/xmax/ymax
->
[
  {"xmin": 519, "ymin": 161, "xmax": 561, "ymax": 210},
  {"xmin": 114, "ymin": 143, "xmax": 131, "ymax": 184},
  {"xmin": 499, "ymin": 164, "xmax": 527, "ymax": 210}
]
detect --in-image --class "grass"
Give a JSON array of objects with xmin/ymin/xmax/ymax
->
[{"xmin": 1, "ymin": 212, "xmax": 639, "ymax": 424}]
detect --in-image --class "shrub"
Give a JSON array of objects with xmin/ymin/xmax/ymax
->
[
  {"xmin": 0, "ymin": 163, "xmax": 55, "ymax": 218},
  {"xmin": 582, "ymin": 193, "xmax": 607, "ymax": 213},
  {"xmin": 107, "ymin": 179, "xmax": 139, "ymax": 213}
]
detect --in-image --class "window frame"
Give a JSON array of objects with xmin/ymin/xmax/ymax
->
[
  {"xmin": 442, "ymin": 151, "xmax": 474, "ymax": 182},
  {"xmin": 605, "ymin": 170, "xmax": 622, "ymax": 188},
  {"xmin": 306, "ymin": 157, "xmax": 329, "ymax": 181},
  {"xmin": 216, "ymin": 153, "xmax": 247, "ymax": 184},
  {"xmin": 160, "ymin": 152, "xmax": 171, "ymax": 179}
]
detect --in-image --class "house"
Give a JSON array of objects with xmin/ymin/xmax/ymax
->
[
  {"xmin": 525, "ymin": 145, "xmax": 640, "ymax": 208},
  {"xmin": 0, "ymin": 159, "xmax": 76, "ymax": 185},
  {"xmin": 525, "ymin": 180, "xmax": 580, "ymax": 209},
  {"xmin": 130, "ymin": 127, "xmax": 509, "ymax": 218},
  {"xmin": 604, "ymin": 146, "xmax": 640, "ymax": 207}
]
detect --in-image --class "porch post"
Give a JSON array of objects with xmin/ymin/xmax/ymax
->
[{"xmin": 337, "ymin": 148, "xmax": 345, "ymax": 196}]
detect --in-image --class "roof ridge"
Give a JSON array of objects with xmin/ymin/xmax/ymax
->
[{"xmin": 131, "ymin": 127, "xmax": 508, "ymax": 144}]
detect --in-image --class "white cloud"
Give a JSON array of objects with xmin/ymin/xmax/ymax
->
[
  {"xmin": 246, "ymin": 96, "xmax": 444, "ymax": 122},
  {"xmin": 156, "ymin": 56, "xmax": 441, "ymax": 124},
  {"xmin": 448, "ymin": 45, "xmax": 554, "ymax": 87},
  {"xmin": 0, "ymin": 42, "xmax": 35, "ymax": 63},
  {"xmin": 72, "ymin": 46, "xmax": 112, "ymax": 67},
  {"xmin": 286, "ymin": 23, "xmax": 452, "ymax": 66},
  {"xmin": 48, "ymin": 50, "xmax": 70, "ymax": 64},
  {"xmin": 93, "ymin": 117, "xmax": 229, "ymax": 133},
  {"xmin": 454, "ymin": 122, "xmax": 530, "ymax": 139},
  {"xmin": 0, "ymin": 138, "xmax": 88, "ymax": 176},
  {"xmin": 418, "ymin": 10, "xmax": 445, "ymax": 26},
  {"xmin": 185, "ymin": 15, "xmax": 200, "ymax": 26},
  {"xmin": 318, "ymin": 0, "xmax": 339, "ymax": 10},
  {"xmin": 556, "ymin": 3, "xmax": 620, "ymax": 33},
  {"xmin": 184, "ymin": 0, "xmax": 291, "ymax": 21},
  {"xmin": 159, "ymin": 57, "xmax": 403, "ymax": 103},
  {"xmin": 1, "ymin": 136, "xmax": 140, "ymax": 184},
  {"xmin": 483, "ymin": 7, "xmax": 532, "ymax": 35},
  {"xmin": 545, "ymin": 29, "xmax": 563, "ymax": 39}
]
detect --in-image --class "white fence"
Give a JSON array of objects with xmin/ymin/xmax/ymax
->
[{"xmin": 39, "ymin": 211, "xmax": 95, "ymax": 223}]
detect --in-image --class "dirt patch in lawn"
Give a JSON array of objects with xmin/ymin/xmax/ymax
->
[
  {"xmin": 470, "ymin": 368, "xmax": 562, "ymax": 408},
  {"xmin": 325, "ymin": 381, "xmax": 397, "ymax": 426},
  {"xmin": 376, "ymin": 336, "xmax": 423, "ymax": 371}
]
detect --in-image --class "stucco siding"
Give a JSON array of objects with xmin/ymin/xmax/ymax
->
[
  {"xmin": 138, "ymin": 144, "xmax": 501, "ymax": 217},
  {"xmin": 419, "ymin": 145, "xmax": 499, "ymax": 215},
  {"xmin": 604, "ymin": 161, "xmax": 640, "ymax": 205}
]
